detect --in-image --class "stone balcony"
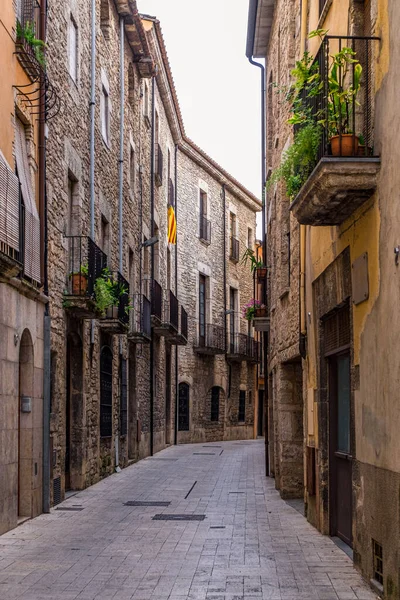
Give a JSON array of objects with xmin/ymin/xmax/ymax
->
[{"xmin": 290, "ymin": 158, "xmax": 380, "ymax": 226}]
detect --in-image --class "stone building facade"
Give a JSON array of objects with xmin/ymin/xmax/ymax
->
[
  {"xmin": 42, "ymin": 0, "xmax": 260, "ymax": 511},
  {"xmin": 248, "ymin": 0, "xmax": 400, "ymax": 595},
  {"xmin": 0, "ymin": 0, "xmax": 54, "ymax": 534}
]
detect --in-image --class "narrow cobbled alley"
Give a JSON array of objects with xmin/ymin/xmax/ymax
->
[{"xmin": 0, "ymin": 441, "xmax": 376, "ymax": 600}]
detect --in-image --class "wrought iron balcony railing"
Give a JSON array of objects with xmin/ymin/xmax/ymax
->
[
  {"xmin": 228, "ymin": 333, "xmax": 261, "ymax": 362},
  {"xmin": 129, "ymin": 293, "xmax": 151, "ymax": 342},
  {"xmin": 298, "ymin": 36, "xmax": 379, "ymax": 165},
  {"xmin": 66, "ymin": 236, "xmax": 107, "ymax": 298},
  {"xmin": 167, "ymin": 290, "xmax": 179, "ymax": 331},
  {"xmin": 230, "ymin": 236, "xmax": 239, "ymax": 262},
  {"xmin": 151, "ymin": 279, "xmax": 162, "ymax": 321},
  {"xmin": 195, "ymin": 323, "xmax": 225, "ymax": 355},
  {"xmin": 199, "ymin": 215, "xmax": 211, "ymax": 244},
  {"xmin": 99, "ymin": 271, "xmax": 130, "ymax": 331}
]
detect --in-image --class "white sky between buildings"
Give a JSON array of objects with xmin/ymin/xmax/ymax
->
[{"xmin": 140, "ymin": 0, "xmax": 263, "ymax": 238}]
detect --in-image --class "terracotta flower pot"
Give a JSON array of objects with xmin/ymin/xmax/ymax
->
[
  {"xmin": 256, "ymin": 267, "xmax": 267, "ymax": 282},
  {"xmin": 255, "ymin": 307, "xmax": 267, "ymax": 318},
  {"xmin": 330, "ymin": 134, "xmax": 359, "ymax": 157},
  {"xmin": 71, "ymin": 273, "xmax": 88, "ymax": 295}
]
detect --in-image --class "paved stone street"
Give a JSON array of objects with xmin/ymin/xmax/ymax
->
[{"xmin": 0, "ymin": 441, "xmax": 376, "ymax": 600}]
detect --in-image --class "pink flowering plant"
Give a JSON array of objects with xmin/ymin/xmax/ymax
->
[{"xmin": 241, "ymin": 299, "xmax": 262, "ymax": 321}]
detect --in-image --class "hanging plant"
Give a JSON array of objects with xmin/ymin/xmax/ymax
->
[{"xmin": 241, "ymin": 299, "xmax": 263, "ymax": 321}]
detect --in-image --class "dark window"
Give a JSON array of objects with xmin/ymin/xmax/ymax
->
[
  {"xmin": 199, "ymin": 274, "xmax": 206, "ymax": 345},
  {"xmin": 229, "ymin": 287, "xmax": 236, "ymax": 352},
  {"xmin": 211, "ymin": 387, "xmax": 220, "ymax": 422},
  {"xmin": 120, "ymin": 357, "xmax": 127, "ymax": 436},
  {"xmin": 178, "ymin": 383, "xmax": 190, "ymax": 431},
  {"xmin": 238, "ymin": 390, "xmax": 246, "ymax": 422},
  {"xmin": 100, "ymin": 346, "xmax": 113, "ymax": 437},
  {"xmin": 373, "ymin": 540, "xmax": 383, "ymax": 585}
]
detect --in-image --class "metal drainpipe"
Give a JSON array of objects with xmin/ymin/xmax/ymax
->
[
  {"xmin": 149, "ymin": 76, "xmax": 155, "ymax": 456},
  {"xmin": 115, "ymin": 15, "xmax": 125, "ymax": 472},
  {"xmin": 174, "ymin": 144, "xmax": 178, "ymax": 445},
  {"xmin": 247, "ymin": 56, "xmax": 269, "ymax": 476},
  {"xmin": 40, "ymin": 0, "xmax": 51, "ymax": 514},
  {"xmin": 89, "ymin": 0, "xmax": 96, "ymax": 240}
]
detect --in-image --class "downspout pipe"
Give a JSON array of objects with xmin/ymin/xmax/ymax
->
[
  {"xmin": 89, "ymin": 0, "xmax": 96, "ymax": 240},
  {"xmin": 174, "ymin": 144, "xmax": 178, "ymax": 446},
  {"xmin": 118, "ymin": 16, "xmax": 125, "ymax": 273},
  {"xmin": 149, "ymin": 76, "xmax": 155, "ymax": 456},
  {"xmin": 40, "ymin": 0, "xmax": 50, "ymax": 514},
  {"xmin": 246, "ymin": 9, "xmax": 269, "ymax": 475}
]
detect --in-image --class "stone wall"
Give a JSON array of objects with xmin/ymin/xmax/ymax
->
[{"xmin": 265, "ymin": 0, "xmax": 304, "ymax": 498}]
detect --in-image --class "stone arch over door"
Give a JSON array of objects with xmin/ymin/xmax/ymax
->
[
  {"xmin": 66, "ymin": 332, "xmax": 85, "ymax": 491},
  {"xmin": 18, "ymin": 328, "xmax": 34, "ymax": 518}
]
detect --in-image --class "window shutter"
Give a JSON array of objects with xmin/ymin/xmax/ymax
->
[
  {"xmin": 14, "ymin": 118, "xmax": 41, "ymax": 283},
  {"xmin": 0, "ymin": 151, "xmax": 20, "ymax": 254}
]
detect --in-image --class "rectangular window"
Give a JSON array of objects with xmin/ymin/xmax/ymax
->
[
  {"xmin": 101, "ymin": 85, "xmax": 110, "ymax": 144},
  {"xmin": 68, "ymin": 16, "xmax": 78, "ymax": 82},
  {"xmin": 120, "ymin": 358, "xmax": 128, "ymax": 436},
  {"xmin": 248, "ymin": 228, "xmax": 253, "ymax": 249},
  {"xmin": 178, "ymin": 383, "xmax": 190, "ymax": 431},
  {"xmin": 230, "ymin": 213, "xmax": 239, "ymax": 261},
  {"xmin": 238, "ymin": 390, "xmax": 246, "ymax": 423},
  {"xmin": 199, "ymin": 190, "xmax": 210, "ymax": 242},
  {"xmin": 100, "ymin": 215, "xmax": 109, "ymax": 257},
  {"xmin": 199, "ymin": 274, "xmax": 206, "ymax": 345},
  {"xmin": 229, "ymin": 287, "xmax": 236, "ymax": 352},
  {"xmin": 130, "ymin": 147, "xmax": 135, "ymax": 191},
  {"xmin": 373, "ymin": 540, "xmax": 383, "ymax": 586},
  {"xmin": 211, "ymin": 387, "xmax": 219, "ymax": 422},
  {"xmin": 143, "ymin": 82, "xmax": 150, "ymax": 120}
]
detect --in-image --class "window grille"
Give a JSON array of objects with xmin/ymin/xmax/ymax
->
[
  {"xmin": 100, "ymin": 346, "xmax": 113, "ymax": 437},
  {"xmin": 178, "ymin": 383, "xmax": 189, "ymax": 431},
  {"xmin": 373, "ymin": 540, "xmax": 383, "ymax": 585},
  {"xmin": 238, "ymin": 391, "xmax": 246, "ymax": 422},
  {"xmin": 211, "ymin": 387, "xmax": 220, "ymax": 422},
  {"xmin": 120, "ymin": 357, "xmax": 127, "ymax": 436}
]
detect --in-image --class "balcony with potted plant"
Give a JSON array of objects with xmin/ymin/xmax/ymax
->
[
  {"xmin": 63, "ymin": 236, "xmax": 107, "ymax": 319},
  {"xmin": 268, "ymin": 32, "xmax": 380, "ymax": 226},
  {"xmin": 97, "ymin": 269, "xmax": 131, "ymax": 334},
  {"xmin": 226, "ymin": 332, "xmax": 261, "ymax": 364},
  {"xmin": 241, "ymin": 249, "xmax": 269, "ymax": 332}
]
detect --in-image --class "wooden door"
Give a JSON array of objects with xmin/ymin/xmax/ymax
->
[{"xmin": 329, "ymin": 352, "xmax": 352, "ymax": 546}]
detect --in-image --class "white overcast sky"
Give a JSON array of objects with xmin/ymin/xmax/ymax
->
[{"xmin": 140, "ymin": 0, "xmax": 262, "ymax": 208}]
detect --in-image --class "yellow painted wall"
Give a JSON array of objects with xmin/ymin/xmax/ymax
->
[
  {"xmin": 303, "ymin": 0, "xmax": 391, "ymax": 466},
  {"xmin": 0, "ymin": 2, "xmax": 41, "ymax": 206}
]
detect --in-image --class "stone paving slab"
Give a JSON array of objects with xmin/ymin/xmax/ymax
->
[{"xmin": 0, "ymin": 440, "xmax": 377, "ymax": 600}]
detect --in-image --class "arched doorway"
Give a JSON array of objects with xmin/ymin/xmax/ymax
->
[
  {"xmin": 18, "ymin": 329, "xmax": 34, "ymax": 518},
  {"xmin": 66, "ymin": 333, "xmax": 84, "ymax": 490}
]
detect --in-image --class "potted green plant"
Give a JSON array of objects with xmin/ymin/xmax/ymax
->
[
  {"xmin": 326, "ymin": 46, "xmax": 362, "ymax": 156},
  {"xmin": 94, "ymin": 268, "xmax": 129, "ymax": 319},
  {"xmin": 241, "ymin": 248, "xmax": 267, "ymax": 281},
  {"xmin": 16, "ymin": 20, "xmax": 47, "ymax": 68},
  {"xmin": 69, "ymin": 264, "xmax": 88, "ymax": 295}
]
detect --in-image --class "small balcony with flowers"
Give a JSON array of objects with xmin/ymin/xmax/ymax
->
[
  {"xmin": 241, "ymin": 248, "xmax": 269, "ymax": 332},
  {"xmin": 268, "ymin": 32, "xmax": 380, "ymax": 226}
]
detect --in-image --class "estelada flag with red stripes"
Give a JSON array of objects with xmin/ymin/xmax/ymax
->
[{"xmin": 168, "ymin": 205, "xmax": 176, "ymax": 244}]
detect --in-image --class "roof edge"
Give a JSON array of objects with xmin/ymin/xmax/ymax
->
[{"xmin": 246, "ymin": 0, "xmax": 259, "ymax": 58}]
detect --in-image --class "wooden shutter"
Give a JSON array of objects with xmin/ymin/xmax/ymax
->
[
  {"xmin": 0, "ymin": 151, "xmax": 20, "ymax": 254},
  {"xmin": 15, "ymin": 118, "xmax": 41, "ymax": 283}
]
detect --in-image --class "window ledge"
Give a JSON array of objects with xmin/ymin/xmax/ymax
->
[
  {"xmin": 279, "ymin": 289, "xmax": 289, "ymax": 301},
  {"xmin": 199, "ymin": 237, "xmax": 211, "ymax": 247},
  {"xmin": 370, "ymin": 579, "xmax": 383, "ymax": 597}
]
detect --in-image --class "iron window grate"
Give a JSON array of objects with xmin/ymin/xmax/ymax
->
[
  {"xmin": 152, "ymin": 514, "xmax": 206, "ymax": 521},
  {"xmin": 124, "ymin": 501, "xmax": 171, "ymax": 507},
  {"xmin": 373, "ymin": 540, "xmax": 383, "ymax": 585},
  {"xmin": 53, "ymin": 476, "xmax": 61, "ymax": 506}
]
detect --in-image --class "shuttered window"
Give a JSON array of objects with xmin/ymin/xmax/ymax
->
[
  {"xmin": 0, "ymin": 151, "xmax": 20, "ymax": 259},
  {"xmin": 210, "ymin": 387, "xmax": 220, "ymax": 422},
  {"xmin": 14, "ymin": 118, "xmax": 41, "ymax": 283},
  {"xmin": 100, "ymin": 346, "xmax": 113, "ymax": 437}
]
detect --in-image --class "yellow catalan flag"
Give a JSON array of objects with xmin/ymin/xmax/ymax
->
[{"xmin": 168, "ymin": 205, "xmax": 176, "ymax": 244}]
